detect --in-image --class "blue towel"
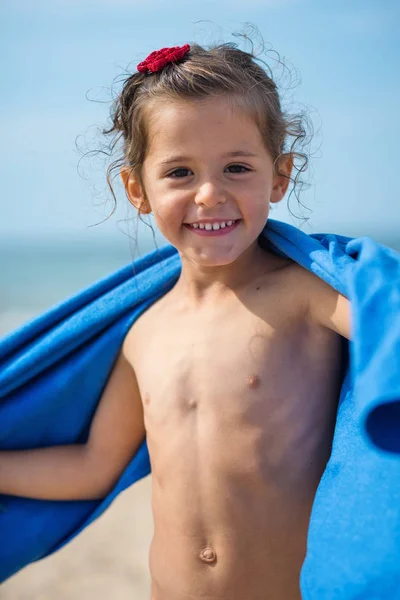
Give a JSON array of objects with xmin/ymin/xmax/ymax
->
[{"xmin": 1, "ymin": 219, "xmax": 399, "ymax": 598}]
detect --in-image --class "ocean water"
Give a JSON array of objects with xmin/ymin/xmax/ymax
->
[
  {"xmin": 1, "ymin": 234, "xmax": 399, "ymax": 337},
  {"xmin": 0, "ymin": 238, "xmax": 163, "ymax": 336}
]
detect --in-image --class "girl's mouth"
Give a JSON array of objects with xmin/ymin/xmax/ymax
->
[{"xmin": 184, "ymin": 219, "xmax": 241, "ymax": 236}]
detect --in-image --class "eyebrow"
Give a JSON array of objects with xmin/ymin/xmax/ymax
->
[{"xmin": 158, "ymin": 150, "xmax": 258, "ymax": 166}]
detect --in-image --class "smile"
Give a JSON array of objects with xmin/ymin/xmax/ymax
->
[
  {"xmin": 188, "ymin": 219, "xmax": 239, "ymax": 230},
  {"xmin": 184, "ymin": 219, "xmax": 241, "ymax": 236}
]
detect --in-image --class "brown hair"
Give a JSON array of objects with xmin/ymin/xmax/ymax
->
[{"xmin": 97, "ymin": 34, "xmax": 313, "ymax": 227}]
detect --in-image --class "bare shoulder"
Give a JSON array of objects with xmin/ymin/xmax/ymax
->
[
  {"xmin": 122, "ymin": 289, "xmax": 173, "ymax": 360},
  {"xmin": 287, "ymin": 264, "xmax": 351, "ymax": 340},
  {"xmin": 254, "ymin": 257, "xmax": 306, "ymax": 308}
]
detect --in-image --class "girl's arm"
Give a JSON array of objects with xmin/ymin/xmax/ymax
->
[{"xmin": 0, "ymin": 347, "xmax": 146, "ymax": 500}]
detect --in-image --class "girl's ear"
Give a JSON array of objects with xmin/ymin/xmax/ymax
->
[
  {"xmin": 120, "ymin": 167, "xmax": 152, "ymax": 214},
  {"xmin": 270, "ymin": 154, "xmax": 294, "ymax": 204}
]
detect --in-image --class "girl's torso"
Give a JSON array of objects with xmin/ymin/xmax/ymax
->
[{"xmin": 124, "ymin": 257, "xmax": 343, "ymax": 600}]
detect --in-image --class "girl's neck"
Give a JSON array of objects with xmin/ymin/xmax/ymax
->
[{"xmin": 174, "ymin": 242, "xmax": 279, "ymax": 308}]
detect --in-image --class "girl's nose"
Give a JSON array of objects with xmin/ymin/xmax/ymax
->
[{"xmin": 194, "ymin": 182, "xmax": 226, "ymax": 207}]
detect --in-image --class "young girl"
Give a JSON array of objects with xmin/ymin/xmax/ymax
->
[{"xmin": 0, "ymin": 42, "xmax": 351, "ymax": 599}]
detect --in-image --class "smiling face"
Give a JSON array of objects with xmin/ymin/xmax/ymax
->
[{"xmin": 122, "ymin": 96, "xmax": 292, "ymax": 270}]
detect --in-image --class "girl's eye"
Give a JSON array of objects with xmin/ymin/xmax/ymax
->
[
  {"xmin": 168, "ymin": 164, "xmax": 251, "ymax": 178},
  {"xmin": 226, "ymin": 164, "xmax": 251, "ymax": 173},
  {"xmin": 168, "ymin": 168, "xmax": 191, "ymax": 179}
]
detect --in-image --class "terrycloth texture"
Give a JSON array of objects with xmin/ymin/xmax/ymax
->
[{"xmin": 0, "ymin": 219, "xmax": 399, "ymax": 598}]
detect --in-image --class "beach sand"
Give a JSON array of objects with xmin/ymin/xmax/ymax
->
[{"xmin": 0, "ymin": 476, "xmax": 153, "ymax": 600}]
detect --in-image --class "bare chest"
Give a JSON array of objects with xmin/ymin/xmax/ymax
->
[
  {"xmin": 128, "ymin": 295, "xmax": 342, "ymax": 465},
  {"xmin": 124, "ymin": 282, "xmax": 344, "ymax": 600}
]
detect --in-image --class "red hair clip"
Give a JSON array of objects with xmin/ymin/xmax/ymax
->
[{"xmin": 137, "ymin": 44, "xmax": 190, "ymax": 74}]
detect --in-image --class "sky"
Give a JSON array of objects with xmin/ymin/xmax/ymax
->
[{"xmin": 1, "ymin": 0, "xmax": 399, "ymax": 248}]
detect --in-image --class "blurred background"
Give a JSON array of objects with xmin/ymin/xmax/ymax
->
[
  {"xmin": 0, "ymin": 0, "xmax": 399, "ymax": 598},
  {"xmin": 1, "ymin": 0, "xmax": 400, "ymax": 338}
]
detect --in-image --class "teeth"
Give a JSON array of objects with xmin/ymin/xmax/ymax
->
[{"xmin": 190, "ymin": 220, "xmax": 236, "ymax": 230}]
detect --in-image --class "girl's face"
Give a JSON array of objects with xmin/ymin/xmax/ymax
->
[{"xmin": 125, "ymin": 97, "xmax": 291, "ymax": 268}]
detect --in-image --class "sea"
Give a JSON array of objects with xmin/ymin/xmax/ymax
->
[
  {"xmin": 0, "ymin": 236, "xmax": 161, "ymax": 337},
  {"xmin": 1, "ymin": 232, "xmax": 399, "ymax": 338}
]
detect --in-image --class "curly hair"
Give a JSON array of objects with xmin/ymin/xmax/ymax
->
[{"xmin": 87, "ymin": 29, "xmax": 314, "ymax": 234}]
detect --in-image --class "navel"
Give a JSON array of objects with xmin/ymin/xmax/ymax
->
[
  {"xmin": 188, "ymin": 398, "xmax": 198, "ymax": 410},
  {"xmin": 144, "ymin": 393, "xmax": 151, "ymax": 406},
  {"xmin": 199, "ymin": 546, "xmax": 217, "ymax": 563},
  {"xmin": 247, "ymin": 374, "xmax": 261, "ymax": 389}
]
